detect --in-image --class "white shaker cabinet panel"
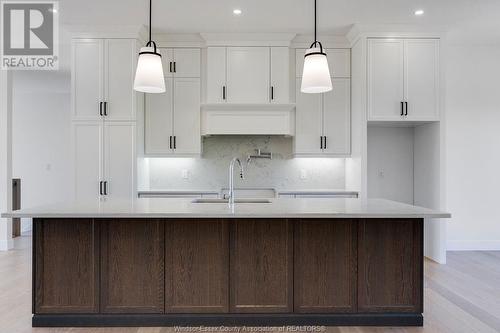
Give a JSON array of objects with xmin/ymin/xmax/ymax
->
[
  {"xmin": 173, "ymin": 49, "xmax": 201, "ymax": 78},
  {"xmin": 294, "ymin": 78, "xmax": 323, "ymax": 155},
  {"xmin": 145, "ymin": 78, "xmax": 174, "ymax": 155},
  {"xmin": 323, "ymin": 79, "xmax": 351, "ymax": 155},
  {"xmin": 104, "ymin": 39, "xmax": 137, "ymax": 121},
  {"xmin": 404, "ymin": 39, "xmax": 439, "ymax": 120},
  {"xmin": 160, "ymin": 48, "xmax": 174, "ymax": 77},
  {"xmin": 326, "ymin": 49, "xmax": 351, "ymax": 78},
  {"xmin": 227, "ymin": 47, "xmax": 270, "ymax": 103},
  {"xmin": 367, "ymin": 39, "xmax": 405, "ymax": 120},
  {"xmin": 296, "ymin": 48, "xmax": 351, "ymax": 78},
  {"xmin": 103, "ymin": 122, "xmax": 136, "ymax": 200},
  {"xmin": 73, "ymin": 122, "xmax": 103, "ymax": 201},
  {"xmin": 206, "ymin": 47, "xmax": 227, "ymax": 103},
  {"xmin": 173, "ymin": 78, "xmax": 201, "ymax": 155},
  {"xmin": 270, "ymin": 47, "xmax": 290, "ymax": 104},
  {"xmin": 72, "ymin": 39, "xmax": 104, "ymax": 121}
]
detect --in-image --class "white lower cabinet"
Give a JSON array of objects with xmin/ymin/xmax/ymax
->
[
  {"xmin": 294, "ymin": 78, "xmax": 351, "ymax": 156},
  {"xmin": 73, "ymin": 121, "xmax": 136, "ymax": 201},
  {"xmin": 145, "ymin": 77, "xmax": 201, "ymax": 156}
]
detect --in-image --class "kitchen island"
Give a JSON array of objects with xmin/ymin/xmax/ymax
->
[{"xmin": 2, "ymin": 198, "xmax": 450, "ymax": 327}]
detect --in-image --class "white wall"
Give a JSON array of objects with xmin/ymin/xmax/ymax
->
[
  {"xmin": 445, "ymin": 44, "xmax": 500, "ymax": 250},
  {"xmin": 11, "ymin": 72, "xmax": 72, "ymax": 232},
  {"xmin": 0, "ymin": 70, "xmax": 13, "ymax": 250}
]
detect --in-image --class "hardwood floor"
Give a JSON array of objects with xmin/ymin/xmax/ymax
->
[{"xmin": 1, "ymin": 234, "xmax": 499, "ymax": 333}]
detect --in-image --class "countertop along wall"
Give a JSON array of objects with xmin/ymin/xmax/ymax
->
[{"xmin": 140, "ymin": 136, "xmax": 346, "ymax": 192}]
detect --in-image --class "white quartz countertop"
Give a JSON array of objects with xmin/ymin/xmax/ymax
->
[{"xmin": 2, "ymin": 198, "xmax": 451, "ymax": 219}]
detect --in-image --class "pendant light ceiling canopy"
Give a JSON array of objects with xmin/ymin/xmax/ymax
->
[
  {"xmin": 301, "ymin": 0, "xmax": 332, "ymax": 94},
  {"xmin": 133, "ymin": 0, "xmax": 165, "ymax": 94}
]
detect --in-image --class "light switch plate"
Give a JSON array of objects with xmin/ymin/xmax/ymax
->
[{"xmin": 182, "ymin": 169, "xmax": 189, "ymax": 179}]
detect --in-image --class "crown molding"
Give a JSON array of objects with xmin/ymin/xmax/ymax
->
[
  {"xmin": 200, "ymin": 33, "xmax": 296, "ymax": 47},
  {"xmin": 346, "ymin": 24, "xmax": 446, "ymax": 46},
  {"xmin": 153, "ymin": 33, "xmax": 205, "ymax": 47},
  {"xmin": 290, "ymin": 34, "xmax": 350, "ymax": 49},
  {"xmin": 67, "ymin": 24, "xmax": 144, "ymax": 39}
]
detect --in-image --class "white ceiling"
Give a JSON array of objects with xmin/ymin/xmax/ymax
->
[{"xmin": 58, "ymin": 0, "xmax": 500, "ymax": 42}]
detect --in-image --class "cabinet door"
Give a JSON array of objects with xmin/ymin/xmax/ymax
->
[
  {"xmin": 72, "ymin": 39, "xmax": 103, "ymax": 120},
  {"xmin": 165, "ymin": 220, "xmax": 229, "ymax": 313},
  {"xmin": 34, "ymin": 219, "xmax": 99, "ymax": 314},
  {"xmin": 367, "ymin": 39, "xmax": 405, "ymax": 120},
  {"xmin": 72, "ymin": 121, "xmax": 103, "ymax": 201},
  {"xmin": 100, "ymin": 219, "xmax": 165, "ymax": 313},
  {"xmin": 104, "ymin": 39, "xmax": 137, "ymax": 121},
  {"xmin": 404, "ymin": 39, "xmax": 439, "ymax": 120},
  {"xmin": 173, "ymin": 48, "xmax": 201, "ymax": 78},
  {"xmin": 270, "ymin": 47, "xmax": 290, "ymax": 103},
  {"xmin": 145, "ymin": 78, "xmax": 174, "ymax": 155},
  {"xmin": 230, "ymin": 219, "xmax": 293, "ymax": 313},
  {"xmin": 206, "ymin": 47, "xmax": 226, "ymax": 103},
  {"xmin": 227, "ymin": 47, "xmax": 270, "ymax": 103},
  {"xmin": 323, "ymin": 79, "xmax": 351, "ymax": 155},
  {"xmin": 173, "ymin": 78, "xmax": 201, "ymax": 155},
  {"xmin": 294, "ymin": 78, "xmax": 323, "ymax": 155},
  {"xmin": 326, "ymin": 49, "xmax": 351, "ymax": 78},
  {"xmin": 160, "ymin": 48, "xmax": 174, "ymax": 77},
  {"xmin": 358, "ymin": 219, "xmax": 423, "ymax": 313},
  {"xmin": 103, "ymin": 122, "xmax": 136, "ymax": 200},
  {"xmin": 294, "ymin": 220, "xmax": 356, "ymax": 313}
]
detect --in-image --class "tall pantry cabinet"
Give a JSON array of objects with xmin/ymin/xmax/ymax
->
[{"xmin": 71, "ymin": 38, "xmax": 139, "ymax": 201}]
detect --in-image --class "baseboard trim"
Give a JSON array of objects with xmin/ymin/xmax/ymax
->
[
  {"xmin": 447, "ymin": 240, "xmax": 500, "ymax": 251},
  {"xmin": 0, "ymin": 239, "xmax": 14, "ymax": 251},
  {"xmin": 33, "ymin": 313, "xmax": 424, "ymax": 327}
]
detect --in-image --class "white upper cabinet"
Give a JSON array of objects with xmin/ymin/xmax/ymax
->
[
  {"xmin": 296, "ymin": 48, "xmax": 350, "ymax": 78},
  {"xmin": 72, "ymin": 38, "xmax": 138, "ymax": 121},
  {"xmin": 104, "ymin": 39, "xmax": 137, "ymax": 121},
  {"xmin": 145, "ymin": 76, "xmax": 201, "ymax": 156},
  {"xmin": 294, "ymin": 78, "xmax": 351, "ymax": 157},
  {"xmin": 72, "ymin": 39, "xmax": 103, "ymax": 121},
  {"xmin": 206, "ymin": 47, "xmax": 227, "ymax": 103},
  {"xmin": 367, "ymin": 38, "xmax": 439, "ymax": 121},
  {"xmin": 173, "ymin": 78, "xmax": 201, "ymax": 155},
  {"xmin": 323, "ymin": 79, "xmax": 351, "ymax": 155},
  {"xmin": 227, "ymin": 47, "xmax": 270, "ymax": 103},
  {"xmin": 295, "ymin": 78, "xmax": 323, "ymax": 155},
  {"xmin": 161, "ymin": 48, "xmax": 201, "ymax": 78},
  {"xmin": 103, "ymin": 122, "xmax": 136, "ymax": 200},
  {"xmin": 206, "ymin": 46, "xmax": 291, "ymax": 104},
  {"xmin": 145, "ymin": 78, "xmax": 174, "ymax": 154},
  {"xmin": 270, "ymin": 47, "xmax": 290, "ymax": 104},
  {"xmin": 404, "ymin": 39, "xmax": 439, "ymax": 120}
]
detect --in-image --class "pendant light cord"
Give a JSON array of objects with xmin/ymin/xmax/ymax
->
[
  {"xmin": 149, "ymin": 0, "xmax": 152, "ymax": 42},
  {"xmin": 314, "ymin": 0, "xmax": 317, "ymax": 43}
]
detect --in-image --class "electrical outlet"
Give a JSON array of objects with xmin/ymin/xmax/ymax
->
[
  {"xmin": 181, "ymin": 169, "xmax": 189, "ymax": 179},
  {"xmin": 300, "ymin": 169, "xmax": 308, "ymax": 180},
  {"xmin": 378, "ymin": 171, "xmax": 385, "ymax": 179}
]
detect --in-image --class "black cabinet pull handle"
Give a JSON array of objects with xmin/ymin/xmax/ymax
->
[
  {"xmin": 320, "ymin": 136, "xmax": 323, "ymax": 149},
  {"xmin": 324, "ymin": 136, "xmax": 327, "ymax": 149},
  {"xmin": 173, "ymin": 62, "xmax": 176, "ymax": 73},
  {"xmin": 99, "ymin": 181, "xmax": 103, "ymax": 195},
  {"xmin": 401, "ymin": 101, "xmax": 404, "ymax": 116},
  {"xmin": 169, "ymin": 62, "xmax": 172, "ymax": 73},
  {"xmin": 169, "ymin": 136, "xmax": 172, "ymax": 149},
  {"xmin": 271, "ymin": 86, "xmax": 274, "ymax": 101},
  {"xmin": 222, "ymin": 86, "xmax": 226, "ymax": 100},
  {"xmin": 103, "ymin": 181, "xmax": 108, "ymax": 195},
  {"xmin": 99, "ymin": 102, "xmax": 103, "ymax": 116},
  {"xmin": 103, "ymin": 101, "xmax": 108, "ymax": 116},
  {"xmin": 405, "ymin": 101, "xmax": 408, "ymax": 116},
  {"xmin": 173, "ymin": 136, "xmax": 177, "ymax": 149}
]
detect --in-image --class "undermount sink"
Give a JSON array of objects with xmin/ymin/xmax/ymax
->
[{"xmin": 191, "ymin": 198, "xmax": 272, "ymax": 204}]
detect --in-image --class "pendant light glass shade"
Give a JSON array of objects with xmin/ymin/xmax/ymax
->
[
  {"xmin": 134, "ymin": 46, "xmax": 165, "ymax": 93},
  {"xmin": 301, "ymin": 47, "xmax": 332, "ymax": 93},
  {"xmin": 133, "ymin": 0, "xmax": 165, "ymax": 94}
]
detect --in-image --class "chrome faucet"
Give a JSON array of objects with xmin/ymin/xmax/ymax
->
[{"xmin": 228, "ymin": 157, "xmax": 244, "ymax": 207}]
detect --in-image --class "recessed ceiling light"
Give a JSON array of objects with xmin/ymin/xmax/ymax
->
[
  {"xmin": 233, "ymin": 9, "xmax": 242, "ymax": 15},
  {"xmin": 414, "ymin": 9, "xmax": 424, "ymax": 16}
]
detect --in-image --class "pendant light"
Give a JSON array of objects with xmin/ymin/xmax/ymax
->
[
  {"xmin": 133, "ymin": 0, "xmax": 165, "ymax": 93},
  {"xmin": 301, "ymin": 0, "xmax": 332, "ymax": 94}
]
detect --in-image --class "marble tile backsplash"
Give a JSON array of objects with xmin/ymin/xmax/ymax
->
[{"xmin": 140, "ymin": 136, "xmax": 346, "ymax": 191}]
